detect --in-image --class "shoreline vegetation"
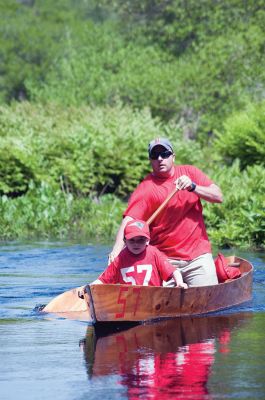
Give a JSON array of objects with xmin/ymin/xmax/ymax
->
[{"xmin": 0, "ymin": 1, "xmax": 264, "ymax": 249}]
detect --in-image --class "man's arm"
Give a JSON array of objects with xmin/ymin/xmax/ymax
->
[
  {"xmin": 108, "ymin": 215, "xmax": 133, "ymax": 264},
  {"xmin": 175, "ymin": 175, "xmax": 223, "ymax": 203},
  {"xmin": 191, "ymin": 183, "xmax": 223, "ymax": 203}
]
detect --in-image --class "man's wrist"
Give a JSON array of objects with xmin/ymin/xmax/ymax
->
[{"xmin": 188, "ymin": 182, "xmax": 196, "ymax": 192}]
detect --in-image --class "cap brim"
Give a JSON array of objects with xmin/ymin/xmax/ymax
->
[{"xmin": 125, "ymin": 233, "xmax": 150, "ymax": 240}]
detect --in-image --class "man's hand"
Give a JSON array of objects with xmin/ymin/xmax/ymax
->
[{"xmin": 175, "ymin": 175, "xmax": 193, "ymax": 191}]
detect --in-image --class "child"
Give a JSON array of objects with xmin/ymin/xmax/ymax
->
[{"xmin": 92, "ymin": 219, "xmax": 187, "ymax": 288}]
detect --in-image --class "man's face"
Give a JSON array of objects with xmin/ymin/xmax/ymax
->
[{"xmin": 149, "ymin": 145, "xmax": 175, "ymax": 177}]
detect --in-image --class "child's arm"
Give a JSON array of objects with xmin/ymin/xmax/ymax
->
[
  {"xmin": 90, "ymin": 258, "xmax": 119, "ymax": 285},
  {"xmin": 172, "ymin": 269, "xmax": 188, "ymax": 289}
]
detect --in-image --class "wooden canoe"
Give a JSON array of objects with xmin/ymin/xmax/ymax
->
[{"xmin": 83, "ymin": 256, "xmax": 253, "ymax": 325}]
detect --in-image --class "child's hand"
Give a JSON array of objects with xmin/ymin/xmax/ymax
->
[
  {"xmin": 172, "ymin": 270, "xmax": 188, "ymax": 289},
  {"xmin": 176, "ymin": 281, "xmax": 188, "ymax": 289}
]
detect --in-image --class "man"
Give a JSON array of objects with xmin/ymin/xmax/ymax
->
[{"xmin": 109, "ymin": 137, "xmax": 223, "ymax": 287}]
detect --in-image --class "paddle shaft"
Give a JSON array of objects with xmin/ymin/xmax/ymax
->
[{"xmin": 146, "ymin": 186, "xmax": 178, "ymax": 225}]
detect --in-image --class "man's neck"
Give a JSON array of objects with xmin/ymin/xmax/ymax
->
[{"xmin": 153, "ymin": 165, "xmax": 175, "ymax": 179}]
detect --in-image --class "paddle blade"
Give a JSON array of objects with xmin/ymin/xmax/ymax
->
[{"xmin": 42, "ymin": 286, "xmax": 88, "ymax": 313}]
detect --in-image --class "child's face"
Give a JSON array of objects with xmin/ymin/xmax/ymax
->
[{"xmin": 125, "ymin": 236, "xmax": 149, "ymax": 255}]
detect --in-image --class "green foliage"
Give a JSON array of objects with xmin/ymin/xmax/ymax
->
[
  {"xmin": 26, "ymin": 25, "xmax": 184, "ymax": 122},
  {"xmin": 2, "ymin": 0, "xmax": 265, "ymax": 138},
  {"xmin": 27, "ymin": 20, "xmax": 265, "ymax": 136},
  {"xmin": 1, "ymin": 161, "xmax": 264, "ymax": 249},
  {"xmin": 0, "ymin": 0, "xmax": 111, "ymax": 102},
  {"xmin": 0, "ymin": 102, "xmax": 201, "ymax": 198},
  {"xmin": 110, "ymin": 0, "xmax": 265, "ymax": 56},
  {"xmin": 0, "ymin": 181, "xmax": 124, "ymax": 241},
  {"xmin": 204, "ymin": 161, "xmax": 265, "ymax": 249},
  {"xmin": 0, "ymin": 1, "xmax": 264, "ymax": 248},
  {"xmin": 213, "ymin": 101, "xmax": 265, "ymax": 168},
  {"xmin": 175, "ymin": 25, "xmax": 265, "ymax": 136},
  {"xmin": 0, "ymin": 151, "xmax": 34, "ymax": 195},
  {"xmin": 0, "ymin": 0, "xmax": 60, "ymax": 102}
]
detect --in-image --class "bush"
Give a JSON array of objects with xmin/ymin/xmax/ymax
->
[
  {"xmin": 204, "ymin": 161, "xmax": 265, "ymax": 249},
  {"xmin": 26, "ymin": 24, "xmax": 186, "ymax": 122},
  {"xmin": 1, "ymin": 162, "xmax": 264, "ymax": 249},
  {"xmin": 213, "ymin": 101, "xmax": 265, "ymax": 168},
  {"xmin": 0, "ymin": 181, "xmax": 124, "ymax": 241},
  {"xmin": 26, "ymin": 20, "xmax": 265, "ymax": 139},
  {"xmin": 0, "ymin": 0, "xmax": 110, "ymax": 103},
  {"xmin": 2, "ymin": 1, "xmax": 265, "ymax": 139},
  {"xmin": 0, "ymin": 102, "xmax": 202, "ymax": 198},
  {"xmin": 111, "ymin": 1, "xmax": 265, "ymax": 56}
]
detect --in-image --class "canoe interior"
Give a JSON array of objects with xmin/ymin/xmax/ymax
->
[{"xmin": 84, "ymin": 256, "xmax": 253, "ymax": 325}]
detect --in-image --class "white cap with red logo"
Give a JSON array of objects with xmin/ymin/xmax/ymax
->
[{"xmin": 124, "ymin": 220, "xmax": 150, "ymax": 240}]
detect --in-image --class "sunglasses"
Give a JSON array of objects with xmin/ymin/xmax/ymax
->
[{"xmin": 149, "ymin": 150, "xmax": 173, "ymax": 160}]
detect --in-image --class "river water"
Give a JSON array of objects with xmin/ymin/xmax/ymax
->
[{"xmin": 0, "ymin": 242, "xmax": 265, "ymax": 399}]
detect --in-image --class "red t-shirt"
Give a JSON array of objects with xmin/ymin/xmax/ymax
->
[
  {"xmin": 98, "ymin": 245, "xmax": 175, "ymax": 286},
  {"xmin": 124, "ymin": 165, "xmax": 213, "ymax": 260}
]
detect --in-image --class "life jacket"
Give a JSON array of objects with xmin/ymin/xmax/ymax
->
[{"xmin": 214, "ymin": 253, "xmax": 241, "ymax": 283}]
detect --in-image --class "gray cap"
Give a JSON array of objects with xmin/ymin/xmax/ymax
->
[{"xmin": 148, "ymin": 137, "xmax": 174, "ymax": 155}]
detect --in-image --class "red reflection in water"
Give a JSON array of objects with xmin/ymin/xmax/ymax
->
[
  {"xmin": 218, "ymin": 330, "xmax": 231, "ymax": 354},
  {"xmin": 119, "ymin": 341, "xmax": 216, "ymax": 399},
  {"xmin": 82, "ymin": 315, "xmax": 250, "ymax": 399}
]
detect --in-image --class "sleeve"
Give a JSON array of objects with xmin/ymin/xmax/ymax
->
[
  {"xmin": 155, "ymin": 249, "xmax": 176, "ymax": 281},
  {"xmin": 123, "ymin": 181, "xmax": 152, "ymax": 220},
  {"xmin": 188, "ymin": 166, "xmax": 213, "ymax": 186},
  {"xmin": 97, "ymin": 259, "xmax": 119, "ymax": 284}
]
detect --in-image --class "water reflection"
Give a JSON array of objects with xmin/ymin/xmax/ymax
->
[{"xmin": 80, "ymin": 313, "xmax": 252, "ymax": 399}]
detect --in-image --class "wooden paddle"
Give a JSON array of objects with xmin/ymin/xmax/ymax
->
[
  {"xmin": 42, "ymin": 186, "xmax": 179, "ymax": 313},
  {"xmin": 146, "ymin": 186, "xmax": 178, "ymax": 225}
]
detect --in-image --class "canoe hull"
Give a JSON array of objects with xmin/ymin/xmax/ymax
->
[{"xmin": 84, "ymin": 257, "xmax": 253, "ymax": 324}]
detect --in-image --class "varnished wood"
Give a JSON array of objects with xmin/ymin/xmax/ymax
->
[
  {"xmin": 42, "ymin": 256, "xmax": 253, "ymax": 320},
  {"xmin": 83, "ymin": 257, "xmax": 253, "ymax": 324},
  {"xmin": 42, "ymin": 285, "xmax": 87, "ymax": 313}
]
